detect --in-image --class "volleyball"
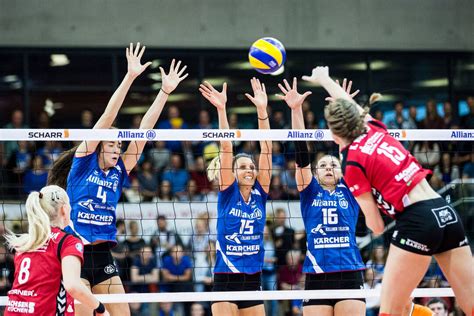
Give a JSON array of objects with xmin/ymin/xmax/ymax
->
[{"xmin": 248, "ymin": 37, "xmax": 286, "ymax": 74}]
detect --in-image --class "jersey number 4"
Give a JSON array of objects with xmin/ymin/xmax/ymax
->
[
  {"xmin": 97, "ymin": 186, "xmax": 107, "ymax": 204},
  {"xmin": 18, "ymin": 257, "xmax": 31, "ymax": 285}
]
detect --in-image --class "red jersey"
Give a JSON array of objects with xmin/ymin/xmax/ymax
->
[
  {"xmin": 5, "ymin": 227, "xmax": 84, "ymax": 316},
  {"xmin": 341, "ymin": 119, "xmax": 431, "ymax": 217}
]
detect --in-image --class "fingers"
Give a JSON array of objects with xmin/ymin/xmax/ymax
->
[
  {"xmin": 302, "ymin": 75, "xmax": 311, "ymax": 82},
  {"xmin": 325, "ymin": 97, "xmax": 335, "ymax": 102},
  {"xmin": 342, "ymin": 78, "xmax": 347, "ymax": 91},
  {"xmin": 244, "ymin": 93, "xmax": 255, "ymax": 103},
  {"xmin": 175, "ymin": 60, "xmax": 182, "ymax": 72},
  {"xmin": 177, "ymin": 65, "xmax": 187, "ymax": 77},
  {"xmin": 278, "ymin": 83, "xmax": 288, "ymax": 94},
  {"xmin": 133, "ymin": 42, "xmax": 141, "ymax": 56},
  {"xmin": 275, "ymin": 94, "xmax": 286, "ymax": 101},
  {"xmin": 350, "ymin": 89, "xmax": 360, "ymax": 98},
  {"xmin": 302, "ymin": 91, "xmax": 312, "ymax": 98},
  {"xmin": 178, "ymin": 73, "xmax": 189, "ymax": 81},
  {"xmin": 143, "ymin": 61, "xmax": 152, "ymax": 70},
  {"xmin": 199, "ymin": 83, "xmax": 213, "ymax": 94},
  {"xmin": 138, "ymin": 45, "xmax": 146, "ymax": 59},
  {"xmin": 292, "ymin": 77, "xmax": 297, "ymax": 90},
  {"xmin": 203, "ymin": 81, "xmax": 216, "ymax": 92},
  {"xmin": 222, "ymin": 82, "xmax": 227, "ymax": 93},
  {"xmin": 129, "ymin": 43, "xmax": 133, "ymax": 56},
  {"xmin": 262, "ymin": 82, "xmax": 266, "ymax": 93},
  {"xmin": 126, "ymin": 47, "xmax": 130, "ymax": 59},
  {"xmin": 159, "ymin": 67, "xmax": 166, "ymax": 77},
  {"xmin": 170, "ymin": 59, "xmax": 175, "ymax": 72},
  {"xmin": 346, "ymin": 79, "xmax": 352, "ymax": 93},
  {"xmin": 283, "ymin": 79, "xmax": 291, "ymax": 91},
  {"xmin": 199, "ymin": 87, "xmax": 211, "ymax": 98}
]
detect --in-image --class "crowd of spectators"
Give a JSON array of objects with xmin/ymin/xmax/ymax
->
[{"xmin": 0, "ymin": 97, "xmax": 473, "ymax": 315}]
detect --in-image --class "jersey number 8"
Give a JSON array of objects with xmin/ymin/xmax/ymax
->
[{"xmin": 18, "ymin": 257, "xmax": 31, "ymax": 285}]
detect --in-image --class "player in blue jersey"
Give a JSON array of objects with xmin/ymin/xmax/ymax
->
[
  {"xmin": 48, "ymin": 43, "xmax": 188, "ymax": 316},
  {"xmin": 277, "ymin": 78, "xmax": 366, "ymax": 316},
  {"xmin": 199, "ymin": 78, "xmax": 272, "ymax": 316}
]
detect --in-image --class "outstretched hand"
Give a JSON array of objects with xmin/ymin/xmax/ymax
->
[
  {"xmin": 245, "ymin": 77, "xmax": 267, "ymax": 109},
  {"xmin": 325, "ymin": 78, "xmax": 360, "ymax": 102},
  {"xmin": 160, "ymin": 59, "xmax": 189, "ymax": 94},
  {"xmin": 199, "ymin": 82, "xmax": 227, "ymax": 111},
  {"xmin": 302, "ymin": 66, "xmax": 330, "ymax": 84},
  {"xmin": 126, "ymin": 42, "xmax": 152, "ymax": 79},
  {"xmin": 276, "ymin": 77, "xmax": 312, "ymax": 110}
]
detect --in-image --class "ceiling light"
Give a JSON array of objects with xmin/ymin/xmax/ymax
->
[
  {"xmin": 120, "ymin": 106, "xmax": 150, "ymax": 115},
  {"xmin": 414, "ymin": 78, "xmax": 449, "ymax": 88},
  {"xmin": 150, "ymin": 59, "xmax": 162, "ymax": 69},
  {"xmin": 148, "ymin": 73, "xmax": 162, "ymax": 81},
  {"xmin": 3, "ymin": 75, "xmax": 19, "ymax": 83},
  {"xmin": 228, "ymin": 106, "xmax": 257, "ymax": 114},
  {"xmin": 201, "ymin": 77, "xmax": 231, "ymax": 86},
  {"xmin": 50, "ymin": 54, "xmax": 70, "ymax": 67},
  {"xmin": 225, "ymin": 61, "xmax": 254, "ymax": 70}
]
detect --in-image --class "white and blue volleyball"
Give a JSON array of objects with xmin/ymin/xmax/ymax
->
[{"xmin": 248, "ymin": 37, "xmax": 286, "ymax": 74}]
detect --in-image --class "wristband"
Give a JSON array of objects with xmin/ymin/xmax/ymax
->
[
  {"xmin": 161, "ymin": 88, "xmax": 170, "ymax": 95},
  {"xmin": 258, "ymin": 116, "xmax": 269, "ymax": 120},
  {"xmin": 94, "ymin": 302, "xmax": 105, "ymax": 315}
]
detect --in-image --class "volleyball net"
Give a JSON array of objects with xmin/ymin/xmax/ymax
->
[{"xmin": 0, "ymin": 128, "xmax": 472, "ymax": 314}]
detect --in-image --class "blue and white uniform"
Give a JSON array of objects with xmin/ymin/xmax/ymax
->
[
  {"xmin": 66, "ymin": 152, "xmax": 129, "ymax": 244},
  {"xmin": 214, "ymin": 180, "xmax": 267, "ymax": 274},
  {"xmin": 300, "ymin": 177, "xmax": 364, "ymax": 273}
]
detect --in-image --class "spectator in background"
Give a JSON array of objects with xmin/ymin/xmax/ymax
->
[
  {"xmin": 161, "ymin": 245, "xmax": 193, "ymax": 315},
  {"xmin": 363, "ymin": 268, "xmax": 382, "ymax": 316},
  {"xmin": 271, "ymin": 110, "xmax": 288, "ymax": 129},
  {"xmin": 38, "ymin": 141, "xmax": 63, "ymax": 169},
  {"xmin": 365, "ymin": 244, "xmax": 387, "ymax": 284},
  {"xmin": 426, "ymin": 298, "xmax": 449, "ymax": 316},
  {"xmin": 162, "ymin": 154, "xmax": 190, "ymax": 199},
  {"xmin": 79, "ymin": 108, "xmax": 94, "ymax": 129},
  {"xmin": 137, "ymin": 160, "xmax": 159, "ymax": 201},
  {"xmin": 442, "ymin": 102, "xmax": 459, "ymax": 129},
  {"xmin": 407, "ymin": 105, "xmax": 419, "ymax": 129},
  {"xmin": 191, "ymin": 215, "xmax": 213, "ymax": 292},
  {"xmin": 111, "ymin": 219, "xmax": 130, "ymax": 282},
  {"xmin": 179, "ymin": 179, "xmax": 203, "ymax": 202},
  {"xmin": 130, "ymin": 244, "xmax": 159, "ymax": 295},
  {"xmin": 413, "ymin": 141, "xmax": 441, "ymax": 169},
  {"xmin": 262, "ymin": 223, "xmax": 278, "ymax": 316},
  {"xmin": 190, "ymin": 157, "xmax": 212, "ymax": 195},
  {"xmin": 36, "ymin": 111, "xmax": 51, "ymax": 129},
  {"xmin": 304, "ymin": 110, "xmax": 317, "ymax": 129},
  {"xmin": 271, "ymin": 142, "xmax": 285, "ymax": 176},
  {"xmin": 374, "ymin": 109, "xmax": 384, "ymax": 122},
  {"xmin": 151, "ymin": 215, "xmax": 182, "ymax": 260},
  {"xmin": 272, "ymin": 208, "xmax": 295, "ymax": 269},
  {"xmin": 462, "ymin": 155, "xmax": 474, "ymax": 179},
  {"xmin": 5, "ymin": 141, "xmax": 32, "ymax": 198},
  {"xmin": 280, "ymin": 160, "xmax": 299, "ymax": 199},
  {"xmin": 268, "ymin": 175, "xmax": 288, "ymax": 201},
  {"xmin": 158, "ymin": 105, "xmax": 188, "ymax": 153},
  {"xmin": 3, "ymin": 109, "xmax": 28, "ymax": 163},
  {"xmin": 0, "ymin": 244, "xmax": 14, "ymax": 296},
  {"xmin": 148, "ymin": 141, "xmax": 171, "ymax": 173},
  {"xmin": 190, "ymin": 303, "xmax": 205, "ymax": 316},
  {"xmin": 125, "ymin": 220, "xmax": 146, "ymax": 260},
  {"xmin": 159, "ymin": 302, "xmax": 175, "ymax": 316},
  {"xmin": 123, "ymin": 177, "xmax": 142, "ymax": 202},
  {"xmin": 153, "ymin": 180, "xmax": 175, "ymax": 202},
  {"xmin": 421, "ymin": 99, "xmax": 445, "ymax": 129},
  {"xmin": 278, "ymin": 250, "xmax": 303, "ymax": 290},
  {"xmin": 130, "ymin": 114, "xmax": 143, "ymax": 129},
  {"xmin": 433, "ymin": 153, "xmax": 460, "ymax": 187},
  {"xmin": 193, "ymin": 109, "xmax": 215, "ymax": 155},
  {"xmin": 387, "ymin": 101, "xmax": 410, "ymax": 129},
  {"xmin": 23, "ymin": 155, "xmax": 48, "ymax": 194},
  {"xmin": 460, "ymin": 96, "xmax": 474, "ymax": 129}
]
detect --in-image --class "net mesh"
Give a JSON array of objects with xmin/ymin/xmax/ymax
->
[{"xmin": 0, "ymin": 129, "xmax": 472, "ymax": 316}]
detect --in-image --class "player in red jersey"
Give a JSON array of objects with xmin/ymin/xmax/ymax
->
[
  {"xmin": 302, "ymin": 67, "xmax": 472, "ymax": 316},
  {"xmin": 4, "ymin": 185, "xmax": 109, "ymax": 316}
]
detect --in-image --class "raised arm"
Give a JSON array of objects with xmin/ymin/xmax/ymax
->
[
  {"xmin": 76, "ymin": 43, "xmax": 151, "ymax": 158},
  {"xmin": 199, "ymin": 82, "xmax": 234, "ymax": 190},
  {"xmin": 302, "ymin": 67, "xmax": 368, "ymax": 118},
  {"xmin": 122, "ymin": 59, "xmax": 188, "ymax": 173},
  {"xmin": 245, "ymin": 77, "xmax": 272, "ymax": 192},
  {"xmin": 277, "ymin": 78, "xmax": 313, "ymax": 191}
]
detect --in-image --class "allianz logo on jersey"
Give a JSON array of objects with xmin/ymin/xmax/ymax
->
[
  {"xmin": 311, "ymin": 198, "xmax": 348, "ymax": 209},
  {"xmin": 86, "ymin": 175, "xmax": 119, "ymax": 192},
  {"xmin": 229, "ymin": 208, "xmax": 263, "ymax": 220},
  {"xmin": 287, "ymin": 130, "xmax": 324, "ymax": 140}
]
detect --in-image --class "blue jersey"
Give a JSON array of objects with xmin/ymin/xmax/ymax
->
[
  {"xmin": 214, "ymin": 180, "xmax": 267, "ymax": 274},
  {"xmin": 66, "ymin": 152, "xmax": 129, "ymax": 244},
  {"xmin": 300, "ymin": 177, "xmax": 364, "ymax": 274}
]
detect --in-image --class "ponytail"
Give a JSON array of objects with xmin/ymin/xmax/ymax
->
[
  {"xmin": 5, "ymin": 185, "xmax": 70, "ymax": 253},
  {"xmin": 47, "ymin": 146, "xmax": 77, "ymax": 189}
]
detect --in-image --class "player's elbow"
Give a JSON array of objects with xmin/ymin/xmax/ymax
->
[
  {"xmin": 63, "ymin": 281, "xmax": 82, "ymax": 298},
  {"xmin": 369, "ymin": 220, "xmax": 385, "ymax": 235}
]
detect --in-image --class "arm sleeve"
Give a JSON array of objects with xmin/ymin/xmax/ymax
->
[
  {"xmin": 60, "ymin": 235, "xmax": 84, "ymax": 265},
  {"xmin": 344, "ymin": 163, "xmax": 372, "ymax": 197}
]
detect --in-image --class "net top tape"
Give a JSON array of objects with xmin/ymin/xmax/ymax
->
[{"xmin": 1, "ymin": 129, "xmax": 473, "ymax": 141}]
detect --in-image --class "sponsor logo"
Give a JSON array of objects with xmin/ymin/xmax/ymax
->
[
  {"xmin": 395, "ymin": 162, "xmax": 420, "ymax": 182},
  {"xmin": 310, "ymin": 224, "xmax": 326, "ymax": 236},
  {"xmin": 228, "ymin": 208, "xmax": 263, "ymax": 220},
  {"xmin": 7, "ymin": 289, "xmax": 36, "ymax": 297},
  {"xmin": 225, "ymin": 244, "xmax": 260, "ymax": 256},
  {"xmin": 339, "ymin": 197, "xmax": 349, "ymax": 209},
  {"xmin": 459, "ymin": 237, "xmax": 468, "ymax": 247},
  {"xmin": 287, "ymin": 130, "xmax": 324, "ymax": 140},
  {"xmin": 117, "ymin": 131, "xmax": 146, "ymax": 139},
  {"xmin": 361, "ymin": 132, "xmax": 385, "ymax": 155},
  {"xmin": 202, "ymin": 131, "xmax": 241, "ymax": 139},
  {"xmin": 77, "ymin": 212, "xmax": 114, "ymax": 226},
  {"xmin": 146, "ymin": 129, "xmax": 156, "ymax": 140},
  {"xmin": 431, "ymin": 206, "xmax": 458, "ymax": 228},
  {"xmin": 225, "ymin": 233, "xmax": 242, "ymax": 244},
  {"xmin": 389, "ymin": 130, "xmax": 407, "ymax": 139},
  {"xmin": 28, "ymin": 130, "xmax": 69, "ymax": 139},
  {"xmin": 400, "ymin": 238, "xmax": 429, "ymax": 252},
  {"xmin": 6, "ymin": 300, "xmax": 35, "ymax": 314},
  {"xmin": 451, "ymin": 131, "xmax": 474, "ymax": 139},
  {"xmin": 78, "ymin": 199, "xmax": 95, "ymax": 212},
  {"xmin": 324, "ymin": 226, "xmax": 349, "ymax": 232},
  {"xmin": 312, "ymin": 199, "xmax": 337, "ymax": 207},
  {"xmin": 86, "ymin": 175, "xmax": 114, "ymax": 190},
  {"xmin": 313, "ymin": 236, "xmax": 350, "ymax": 249},
  {"xmin": 75, "ymin": 243, "xmax": 83, "ymax": 253},
  {"xmin": 104, "ymin": 264, "xmax": 116, "ymax": 274}
]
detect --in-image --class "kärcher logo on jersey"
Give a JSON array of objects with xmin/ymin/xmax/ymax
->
[
  {"xmin": 313, "ymin": 236, "xmax": 350, "ymax": 249},
  {"xmin": 226, "ymin": 244, "xmax": 260, "ymax": 256},
  {"xmin": 287, "ymin": 130, "xmax": 324, "ymax": 140},
  {"xmin": 229, "ymin": 208, "xmax": 263, "ymax": 219},
  {"xmin": 77, "ymin": 212, "xmax": 114, "ymax": 226}
]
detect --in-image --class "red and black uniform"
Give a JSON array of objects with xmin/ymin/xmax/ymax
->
[
  {"xmin": 5, "ymin": 227, "xmax": 84, "ymax": 316},
  {"xmin": 341, "ymin": 119, "xmax": 468, "ymax": 255}
]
